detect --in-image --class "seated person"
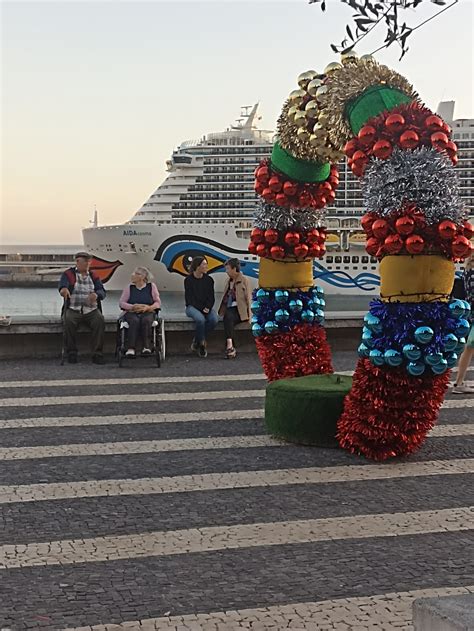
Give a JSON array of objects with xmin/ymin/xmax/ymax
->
[
  {"xmin": 184, "ymin": 256, "xmax": 218, "ymax": 358},
  {"xmin": 218, "ymin": 258, "xmax": 251, "ymax": 359},
  {"xmin": 59, "ymin": 251, "xmax": 106, "ymax": 364},
  {"xmin": 119, "ymin": 266, "xmax": 161, "ymax": 356}
]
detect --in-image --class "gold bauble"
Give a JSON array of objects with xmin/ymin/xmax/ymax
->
[
  {"xmin": 287, "ymin": 105, "xmax": 299, "ymax": 121},
  {"xmin": 288, "ymin": 89, "xmax": 306, "ymax": 105},
  {"xmin": 297, "ymin": 70, "xmax": 318, "ymax": 88},
  {"xmin": 312, "ymin": 122, "xmax": 326, "ymax": 138},
  {"xmin": 317, "ymin": 111, "xmax": 329, "ymax": 125},
  {"xmin": 294, "ymin": 111, "xmax": 307, "ymax": 128},
  {"xmin": 309, "ymin": 134, "xmax": 320, "ymax": 147},
  {"xmin": 341, "ymin": 50, "xmax": 358, "ymax": 64},
  {"xmin": 324, "ymin": 62, "xmax": 342, "ymax": 74},
  {"xmin": 360, "ymin": 54, "xmax": 375, "ymax": 63},
  {"xmin": 297, "ymin": 127, "xmax": 310, "ymax": 142},
  {"xmin": 315, "ymin": 85, "xmax": 329, "ymax": 100},
  {"xmin": 305, "ymin": 100, "xmax": 319, "ymax": 118},
  {"xmin": 307, "ymin": 78, "xmax": 323, "ymax": 97}
]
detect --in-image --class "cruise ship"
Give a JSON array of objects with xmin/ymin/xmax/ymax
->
[{"xmin": 82, "ymin": 103, "xmax": 474, "ymax": 295}]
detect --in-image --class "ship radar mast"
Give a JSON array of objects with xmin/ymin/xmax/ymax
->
[{"xmin": 90, "ymin": 205, "xmax": 98, "ymax": 228}]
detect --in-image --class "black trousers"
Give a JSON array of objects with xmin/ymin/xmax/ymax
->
[
  {"xmin": 223, "ymin": 307, "xmax": 242, "ymax": 340},
  {"xmin": 125, "ymin": 312, "xmax": 154, "ymax": 349},
  {"xmin": 64, "ymin": 308, "xmax": 105, "ymax": 355}
]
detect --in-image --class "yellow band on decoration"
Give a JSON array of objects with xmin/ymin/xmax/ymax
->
[
  {"xmin": 380, "ymin": 255, "xmax": 455, "ymax": 303},
  {"xmin": 259, "ymin": 258, "xmax": 313, "ymax": 290}
]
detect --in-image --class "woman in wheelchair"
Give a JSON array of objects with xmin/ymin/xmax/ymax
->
[{"xmin": 119, "ymin": 267, "xmax": 161, "ymax": 357}]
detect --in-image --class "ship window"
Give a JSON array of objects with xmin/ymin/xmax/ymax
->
[
  {"xmin": 335, "ymin": 256, "xmax": 342, "ymax": 263},
  {"xmin": 352, "ymin": 256, "xmax": 359, "ymax": 263},
  {"xmin": 362, "ymin": 266, "xmax": 367, "ymax": 270},
  {"xmin": 343, "ymin": 256, "xmax": 350, "ymax": 263},
  {"xmin": 370, "ymin": 257, "xmax": 377, "ymax": 263},
  {"xmin": 362, "ymin": 256, "xmax": 369, "ymax": 263},
  {"xmin": 326, "ymin": 256, "xmax": 333, "ymax": 263}
]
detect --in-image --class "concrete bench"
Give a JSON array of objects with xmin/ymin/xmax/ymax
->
[{"xmin": 413, "ymin": 594, "xmax": 474, "ymax": 630}]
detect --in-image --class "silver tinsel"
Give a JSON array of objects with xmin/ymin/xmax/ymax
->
[
  {"xmin": 253, "ymin": 199, "xmax": 327, "ymax": 231},
  {"xmin": 362, "ymin": 147, "xmax": 466, "ymax": 225}
]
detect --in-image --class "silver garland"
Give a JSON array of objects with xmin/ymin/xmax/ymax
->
[
  {"xmin": 253, "ymin": 200, "xmax": 327, "ymax": 231},
  {"xmin": 362, "ymin": 147, "xmax": 466, "ymax": 225}
]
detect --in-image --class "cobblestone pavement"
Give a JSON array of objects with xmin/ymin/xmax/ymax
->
[{"xmin": 0, "ymin": 352, "xmax": 472, "ymax": 630}]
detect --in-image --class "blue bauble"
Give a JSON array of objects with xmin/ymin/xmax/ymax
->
[
  {"xmin": 256, "ymin": 288, "xmax": 269, "ymax": 303},
  {"xmin": 251, "ymin": 315, "xmax": 259, "ymax": 325},
  {"xmin": 424, "ymin": 352, "xmax": 443, "ymax": 366},
  {"xmin": 442, "ymin": 333, "xmax": 458, "ymax": 352},
  {"xmin": 456, "ymin": 337, "xmax": 466, "ymax": 353},
  {"xmin": 446, "ymin": 352, "xmax": 458, "ymax": 368},
  {"xmin": 358, "ymin": 343, "xmax": 369, "ymax": 358},
  {"xmin": 274, "ymin": 290, "xmax": 289, "ymax": 304},
  {"xmin": 402, "ymin": 344, "xmax": 422, "ymax": 361},
  {"xmin": 461, "ymin": 300, "xmax": 471, "ymax": 316},
  {"xmin": 364, "ymin": 313, "xmax": 383, "ymax": 334},
  {"xmin": 362, "ymin": 330, "xmax": 374, "ymax": 348},
  {"xmin": 275, "ymin": 309, "xmax": 290, "ymax": 323},
  {"xmin": 318, "ymin": 298, "xmax": 326, "ymax": 309},
  {"xmin": 369, "ymin": 349, "xmax": 384, "ymax": 366},
  {"xmin": 448, "ymin": 299, "xmax": 466, "ymax": 318},
  {"xmin": 431, "ymin": 358, "xmax": 448, "ymax": 375},
  {"xmin": 414, "ymin": 326, "xmax": 434, "ymax": 345},
  {"xmin": 314, "ymin": 308, "xmax": 325, "ymax": 324},
  {"xmin": 384, "ymin": 349, "xmax": 403, "ymax": 367},
  {"xmin": 306, "ymin": 299, "xmax": 316, "ymax": 311},
  {"xmin": 252, "ymin": 323, "xmax": 263, "ymax": 337},
  {"xmin": 455, "ymin": 318, "xmax": 470, "ymax": 338},
  {"xmin": 407, "ymin": 361, "xmax": 425, "ymax": 376},
  {"xmin": 315, "ymin": 285, "xmax": 324, "ymax": 298},
  {"xmin": 251, "ymin": 300, "xmax": 262, "ymax": 315},
  {"xmin": 264, "ymin": 320, "xmax": 279, "ymax": 335},
  {"xmin": 289, "ymin": 299, "xmax": 303, "ymax": 313},
  {"xmin": 312, "ymin": 297, "xmax": 322, "ymax": 308},
  {"xmin": 301, "ymin": 309, "xmax": 315, "ymax": 323}
]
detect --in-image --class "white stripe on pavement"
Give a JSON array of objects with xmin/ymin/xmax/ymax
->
[
  {"xmin": 0, "ymin": 507, "xmax": 472, "ymax": 569},
  {"xmin": 65, "ymin": 584, "xmax": 474, "ymax": 631},
  {"xmin": 0, "ymin": 389, "xmax": 265, "ymax": 408},
  {"xmin": 0, "ymin": 434, "xmax": 281, "ymax": 461},
  {"xmin": 0, "ymin": 458, "xmax": 471, "ymax": 505},
  {"xmin": 430, "ymin": 424, "xmax": 474, "ymax": 437}
]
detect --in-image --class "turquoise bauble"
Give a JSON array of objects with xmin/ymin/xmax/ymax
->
[
  {"xmin": 446, "ymin": 352, "xmax": 458, "ymax": 368},
  {"xmin": 402, "ymin": 344, "xmax": 422, "ymax": 361},
  {"xmin": 251, "ymin": 300, "xmax": 262, "ymax": 315},
  {"xmin": 369, "ymin": 349, "xmax": 384, "ymax": 366},
  {"xmin": 301, "ymin": 309, "xmax": 315, "ymax": 323},
  {"xmin": 414, "ymin": 326, "xmax": 434, "ymax": 345},
  {"xmin": 442, "ymin": 333, "xmax": 458, "ymax": 352},
  {"xmin": 314, "ymin": 308, "xmax": 325, "ymax": 323},
  {"xmin": 431, "ymin": 358, "xmax": 448, "ymax": 374},
  {"xmin": 251, "ymin": 315, "xmax": 259, "ymax": 325},
  {"xmin": 252, "ymin": 323, "xmax": 263, "ymax": 337},
  {"xmin": 364, "ymin": 313, "xmax": 382, "ymax": 333},
  {"xmin": 407, "ymin": 361, "xmax": 425, "ymax": 376},
  {"xmin": 424, "ymin": 352, "xmax": 443, "ymax": 366},
  {"xmin": 456, "ymin": 337, "xmax": 466, "ymax": 352},
  {"xmin": 289, "ymin": 299, "xmax": 303, "ymax": 313},
  {"xmin": 315, "ymin": 285, "xmax": 324, "ymax": 297},
  {"xmin": 256, "ymin": 288, "xmax": 269, "ymax": 303},
  {"xmin": 274, "ymin": 290, "xmax": 289, "ymax": 304},
  {"xmin": 275, "ymin": 309, "xmax": 290, "ymax": 323},
  {"xmin": 264, "ymin": 320, "xmax": 279, "ymax": 334},
  {"xmin": 362, "ymin": 330, "xmax": 374, "ymax": 348},
  {"xmin": 384, "ymin": 349, "xmax": 403, "ymax": 367},
  {"xmin": 448, "ymin": 299, "xmax": 465, "ymax": 318},
  {"xmin": 455, "ymin": 318, "xmax": 470, "ymax": 338},
  {"xmin": 358, "ymin": 343, "xmax": 369, "ymax": 358}
]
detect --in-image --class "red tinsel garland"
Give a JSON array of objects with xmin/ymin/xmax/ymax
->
[
  {"xmin": 337, "ymin": 358, "xmax": 450, "ymax": 461},
  {"xmin": 256, "ymin": 323, "xmax": 333, "ymax": 382}
]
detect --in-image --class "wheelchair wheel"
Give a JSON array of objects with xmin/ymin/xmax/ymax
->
[
  {"xmin": 159, "ymin": 319, "xmax": 166, "ymax": 362},
  {"xmin": 118, "ymin": 348, "xmax": 124, "ymax": 368}
]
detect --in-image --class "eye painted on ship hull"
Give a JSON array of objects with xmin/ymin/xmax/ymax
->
[{"xmin": 167, "ymin": 249, "xmax": 225, "ymax": 276}]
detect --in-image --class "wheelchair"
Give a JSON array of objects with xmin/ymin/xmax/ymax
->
[{"xmin": 116, "ymin": 310, "xmax": 166, "ymax": 368}]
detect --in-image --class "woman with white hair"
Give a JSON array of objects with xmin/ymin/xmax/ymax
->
[{"xmin": 119, "ymin": 267, "xmax": 161, "ymax": 356}]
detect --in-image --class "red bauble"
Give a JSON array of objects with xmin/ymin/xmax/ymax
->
[
  {"xmin": 256, "ymin": 244, "xmax": 268, "ymax": 257},
  {"xmin": 275, "ymin": 193, "xmax": 289, "ymax": 207},
  {"xmin": 372, "ymin": 219, "xmax": 390, "ymax": 239},
  {"xmin": 319, "ymin": 181, "xmax": 333, "ymax": 193},
  {"xmin": 306, "ymin": 229, "xmax": 320, "ymax": 244},
  {"xmin": 451, "ymin": 155, "xmax": 459, "ymax": 166},
  {"xmin": 262, "ymin": 188, "xmax": 275, "ymax": 203},
  {"xmin": 328, "ymin": 175, "xmax": 340, "ymax": 187},
  {"xmin": 399, "ymin": 130, "xmax": 419, "ymax": 150},
  {"xmin": 308, "ymin": 244, "xmax": 321, "ymax": 258},
  {"xmin": 256, "ymin": 166, "xmax": 269, "ymax": 183},
  {"xmin": 385, "ymin": 113, "xmax": 405, "ymax": 133},
  {"xmin": 384, "ymin": 234, "xmax": 403, "ymax": 254},
  {"xmin": 254, "ymin": 181, "xmax": 265, "ymax": 196},
  {"xmin": 395, "ymin": 215, "xmax": 415, "ymax": 236},
  {"xmin": 463, "ymin": 221, "xmax": 474, "ymax": 239},
  {"xmin": 264, "ymin": 229, "xmax": 279, "ymax": 244},
  {"xmin": 424, "ymin": 115, "xmax": 444, "ymax": 132},
  {"xmin": 361, "ymin": 213, "xmax": 374, "ymax": 234},
  {"xmin": 366, "ymin": 237, "xmax": 379, "ymax": 256},
  {"xmin": 319, "ymin": 244, "xmax": 327, "ymax": 257},
  {"xmin": 438, "ymin": 220, "xmax": 457, "ymax": 240},
  {"xmin": 405, "ymin": 234, "xmax": 425, "ymax": 255},
  {"xmin": 299, "ymin": 192, "xmax": 312, "ymax": 207},
  {"xmin": 248, "ymin": 241, "xmax": 257, "ymax": 255},
  {"xmin": 373, "ymin": 140, "xmax": 393, "ymax": 160},
  {"xmin": 351, "ymin": 164, "xmax": 365, "ymax": 178},
  {"xmin": 283, "ymin": 181, "xmax": 298, "ymax": 197},
  {"xmin": 344, "ymin": 139, "xmax": 359, "ymax": 158},
  {"xmin": 431, "ymin": 132, "xmax": 449, "ymax": 150},
  {"xmin": 446, "ymin": 140, "xmax": 458, "ymax": 156},
  {"xmin": 270, "ymin": 245, "xmax": 285, "ymax": 260},
  {"xmin": 358, "ymin": 125, "xmax": 376, "ymax": 147},
  {"xmin": 313, "ymin": 195, "xmax": 327, "ymax": 209},
  {"xmin": 352, "ymin": 150, "xmax": 368, "ymax": 166},
  {"xmin": 268, "ymin": 176, "xmax": 282, "ymax": 193},
  {"xmin": 284, "ymin": 231, "xmax": 300, "ymax": 247},
  {"xmin": 452, "ymin": 235, "xmax": 471, "ymax": 258},
  {"xmin": 294, "ymin": 243, "xmax": 309, "ymax": 259},
  {"xmin": 325, "ymin": 190, "xmax": 336, "ymax": 203},
  {"xmin": 250, "ymin": 228, "xmax": 265, "ymax": 243}
]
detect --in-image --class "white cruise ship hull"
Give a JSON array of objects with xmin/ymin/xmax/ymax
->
[{"xmin": 83, "ymin": 223, "xmax": 382, "ymax": 295}]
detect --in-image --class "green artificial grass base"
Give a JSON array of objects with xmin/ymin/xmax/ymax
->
[{"xmin": 265, "ymin": 373, "xmax": 353, "ymax": 447}]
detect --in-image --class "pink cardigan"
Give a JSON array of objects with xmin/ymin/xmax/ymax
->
[{"xmin": 119, "ymin": 283, "xmax": 161, "ymax": 311}]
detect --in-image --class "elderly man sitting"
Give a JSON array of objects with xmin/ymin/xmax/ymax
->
[{"xmin": 58, "ymin": 251, "xmax": 106, "ymax": 364}]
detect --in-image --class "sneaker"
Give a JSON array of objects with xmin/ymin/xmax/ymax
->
[
  {"xmin": 125, "ymin": 349, "xmax": 136, "ymax": 357},
  {"xmin": 141, "ymin": 348, "xmax": 152, "ymax": 356},
  {"xmin": 92, "ymin": 354, "xmax": 106, "ymax": 365},
  {"xmin": 198, "ymin": 344, "xmax": 208, "ymax": 358},
  {"xmin": 190, "ymin": 340, "xmax": 199, "ymax": 353},
  {"xmin": 452, "ymin": 383, "xmax": 474, "ymax": 394},
  {"xmin": 67, "ymin": 352, "xmax": 77, "ymax": 364},
  {"xmin": 226, "ymin": 347, "xmax": 237, "ymax": 359}
]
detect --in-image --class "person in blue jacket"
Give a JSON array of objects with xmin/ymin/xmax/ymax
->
[{"xmin": 58, "ymin": 251, "xmax": 106, "ymax": 364}]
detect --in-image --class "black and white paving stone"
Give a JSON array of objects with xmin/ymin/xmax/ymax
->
[{"xmin": 0, "ymin": 352, "xmax": 472, "ymax": 630}]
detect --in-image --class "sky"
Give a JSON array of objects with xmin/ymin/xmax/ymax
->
[{"xmin": 1, "ymin": 0, "xmax": 473, "ymax": 244}]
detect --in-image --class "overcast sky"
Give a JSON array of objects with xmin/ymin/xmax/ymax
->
[{"xmin": 2, "ymin": 0, "xmax": 473, "ymax": 244}]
